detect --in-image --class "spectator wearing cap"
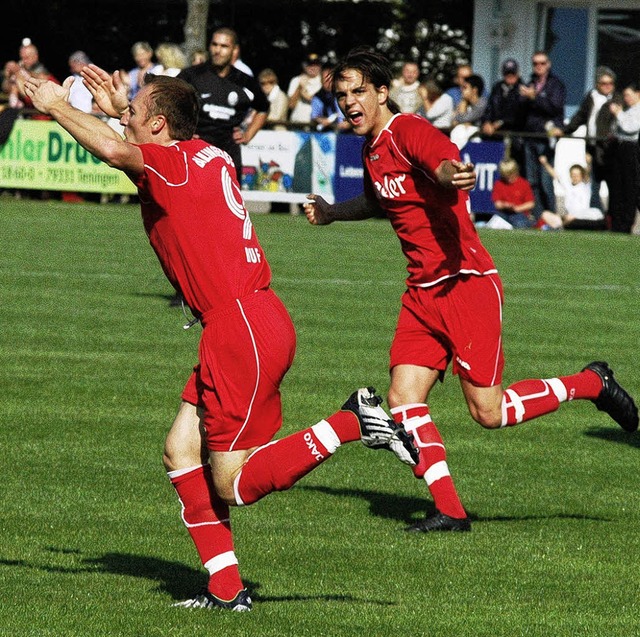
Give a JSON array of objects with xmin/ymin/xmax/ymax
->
[
  {"xmin": 287, "ymin": 53, "xmax": 322, "ymax": 124},
  {"xmin": 481, "ymin": 58, "xmax": 528, "ymax": 166},
  {"xmin": 68, "ymin": 51, "xmax": 93, "ymax": 113},
  {"xmin": 481, "ymin": 59, "xmax": 528, "ymax": 137}
]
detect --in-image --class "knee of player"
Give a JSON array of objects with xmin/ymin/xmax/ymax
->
[
  {"xmin": 387, "ymin": 385, "xmax": 416, "ymax": 410},
  {"xmin": 213, "ymin": 478, "xmax": 239, "ymax": 506},
  {"xmin": 162, "ymin": 448, "xmax": 178, "ymax": 472},
  {"xmin": 469, "ymin": 406, "xmax": 502, "ymax": 429}
]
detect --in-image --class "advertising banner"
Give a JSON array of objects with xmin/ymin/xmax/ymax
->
[
  {"xmin": 459, "ymin": 138, "xmax": 505, "ymax": 213},
  {"xmin": 241, "ymin": 130, "xmax": 336, "ymax": 203},
  {"xmin": 1, "ymin": 121, "xmax": 506, "ymax": 212},
  {"xmin": 0, "ymin": 119, "xmax": 136, "ymax": 194},
  {"xmin": 333, "ymin": 134, "xmax": 365, "ymax": 202}
]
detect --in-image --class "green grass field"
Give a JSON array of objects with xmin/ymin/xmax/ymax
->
[{"xmin": 1, "ymin": 199, "xmax": 638, "ymax": 637}]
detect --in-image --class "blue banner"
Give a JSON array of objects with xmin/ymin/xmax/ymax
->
[
  {"xmin": 459, "ymin": 139, "xmax": 505, "ymax": 213},
  {"xmin": 333, "ymin": 134, "xmax": 365, "ymax": 202}
]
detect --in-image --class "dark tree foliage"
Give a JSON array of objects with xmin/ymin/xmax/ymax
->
[{"xmin": 2, "ymin": 0, "xmax": 472, "ymax": 89}]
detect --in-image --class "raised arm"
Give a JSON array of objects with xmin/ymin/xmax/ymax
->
[
  {"xmin": 23, "ymin": 76, "xmax": 144, "ymax": 176},
  {"xmin": 303, "ymin": 193, "xmax": 383, "ymax": 225}
]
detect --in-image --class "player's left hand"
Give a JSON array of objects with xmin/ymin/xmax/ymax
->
[
  {"xmin": 81, "ymin": 65, "xmax": 128, "ymax": 119},
  {"xmin": 450, "ymin": 159, "xmax": 477, "ymax": 191}
]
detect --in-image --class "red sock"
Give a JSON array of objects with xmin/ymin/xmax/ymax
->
[
  {"xmin": 391, "ymin": 404, "xmax": 467, "ymax": 519},
  {"xmin": 169, "ymin": 465, "xmax": 243, "ymax": 601},
  {"xmin": 559, "ymin": 369, "xmax": 603, "ymax": 400},
  {"xmin": 501, "ymin": 370, "xmax": 603, "ymax": 426},
  {"xmin": 234, "ymin": 412, "xmax": 358, "ymax": 506}
]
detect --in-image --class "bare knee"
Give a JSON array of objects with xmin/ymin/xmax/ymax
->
[
  {"xmin": 387, "ymin": 385, "xmax": 407, "ymax": 409},
  {"xmin": 162, "ymin": 449, "xmax": 176, "ymax": 472},
  {"xmin": 163, "ymin": 401, "xmax": 208, "ymax": 472},
  {"xmin": 163, "ymin": 432, "xmax": 204, "ymax": 472},
  {"xmin": 387, "ymin": 365, "xmax": 440, "ymax": 409},
  {"xmin": 214, "ymin": 481, "xmax": 237, "ymax": 506},
  {"xmin": 210, "ymin": 448, "xmax": 254, "ymax": 507},
  {"xmin": 460, "ymin": 382, "xmax": 504, "ymax": 429},
  {"xmin": 469, "ymin": 405, "xmax": 502, "ymax": 429}
]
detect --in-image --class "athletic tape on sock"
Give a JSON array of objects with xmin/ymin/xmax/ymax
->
[
  {"xmin": 501, "ymin": 388, "xmax": 524, "ymax": 426},
  {"xmin": 424, "ymin": 460, "xmax": 451, "ymax": 486},
  {"xmin": 203, "ymin": 551, "xmax": 239, "ymax": 575},
  {"xmin": 390, "ymin": 403, "xmax": 428, "ymax": 420},
  {"xmin": 545, "ymin": 377, "xmax": 568, "ymax": 402},
  {"xmin": 312, "ymin": 420, "xmax": 341, "ymax": 454}
]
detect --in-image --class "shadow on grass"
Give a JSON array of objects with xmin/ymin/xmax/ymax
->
[
  {"xmin": 299, "ymin": 485, "xmax": 427, "ymax": 525},
  {"xmin": 299, "ymin": 485, "xmax": 609, "ymax": 525},
  {"xmin": 0, "ymin": 549, "xmax": 206, "ymax": 599},
  {"xmin": 133, "ymin": 291, "xmax": 178, "ymax": 303},
  {"xmin": 584, "ymin": 427, "xmax": 640, "ymax": 448},
  {"xmin": 0, "ymin": 549, "xmax": 395, "ymax": 606}
]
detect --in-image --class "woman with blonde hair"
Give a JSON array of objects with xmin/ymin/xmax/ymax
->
[{"xmin": 155, "ymin": 43, "xmax": 187, "ymax": 77}]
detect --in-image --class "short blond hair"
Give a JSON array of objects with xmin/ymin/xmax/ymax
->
[{"xmin": 498, "ymin": 158, "xmax": 520, "ymax": 180}]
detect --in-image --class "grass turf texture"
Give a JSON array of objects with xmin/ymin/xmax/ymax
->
[{"xmin": 1, "ymin": 199, "xmax": 638, "ymax": 637}]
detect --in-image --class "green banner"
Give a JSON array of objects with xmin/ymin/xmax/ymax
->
[{"xmin": 0, "ymin": 119, "xmax": 136, "ymax": 194}]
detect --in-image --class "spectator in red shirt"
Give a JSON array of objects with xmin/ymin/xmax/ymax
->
[{"xmin": 491, "ymin": 158, "xmax": 535, "ymax": 228}]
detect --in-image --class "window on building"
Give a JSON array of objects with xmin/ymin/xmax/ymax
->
[
  {"xmin": 598, "ymin": 10, "xmax": 640, "ymax": 89},
  {"xmin": 544, "ymin": 7, "xmax": 589, "ymax": 114}
]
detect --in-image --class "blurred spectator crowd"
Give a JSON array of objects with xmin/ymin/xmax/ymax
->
[{"xmin": 1, "ymin": 35, "xmax": 639, "ymax": 233}]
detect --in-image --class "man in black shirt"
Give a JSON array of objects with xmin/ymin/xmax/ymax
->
[
  {"xmin": 481, "ymin": 59, "xmax": 527, "ymax": 137},
  {"xmin": 179, "ymin": 28, "xmax": 268, "ymax": 181}
]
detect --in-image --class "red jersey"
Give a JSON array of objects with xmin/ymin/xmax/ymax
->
[
  {"xmin": 363, "ymin": 114, "xmax": 497, "ymax": 287},
  {"xmin": 491, "ymin": 176, "xmax": 534, "ymax": 207},
  {"xmin": 133, "ymin": 140, "xmax": 271, "ymax": 316}
]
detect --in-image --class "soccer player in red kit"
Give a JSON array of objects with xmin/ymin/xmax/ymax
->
[
  {"xmin": 304, "ymin": 48, "xmax": 638, "ymax": 533},
  {"xmin": 25, "ymin": 67, "xmax": 417, "ymax": 611}
]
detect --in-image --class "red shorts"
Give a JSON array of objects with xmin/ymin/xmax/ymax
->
[
  {"xmin": 181, "ymin": 289, "xmax": 297, "ymax": 452},
  {"xmin": 389, "ymin": 274, "xmax": 504, "ymax": 387}
]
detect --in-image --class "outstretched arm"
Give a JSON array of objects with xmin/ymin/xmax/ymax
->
[
  {"xmin": 303, "ymin": 193, "xmax": 383, "ymax": 225},
  {"xmin": 538, "ymin": 155, "xmax": 557, "ymax": 180},
  {"xmin": 434, "ymin": 159, "xmax": 476, "ymax": 191},
  {"xmin": 23, "ymin": 76, "xmax": 144, "ymax": 176}
]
